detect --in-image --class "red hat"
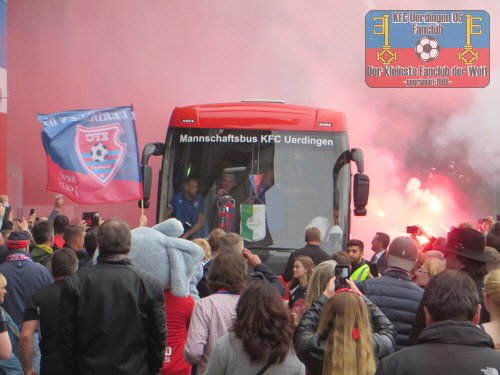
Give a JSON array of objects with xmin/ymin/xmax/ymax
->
[{"xmin": 6, "ymin": 231, "xmax": 30, "ymax": 250}]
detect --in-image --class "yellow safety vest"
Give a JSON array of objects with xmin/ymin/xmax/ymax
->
[{"xmin": 350, "ymin": 263, "xmax": 370, "ymax": 281}]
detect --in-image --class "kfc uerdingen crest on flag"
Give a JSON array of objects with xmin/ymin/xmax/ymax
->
[{"xmin": 38, "ymin": 106, "xmax": 143, "ymax": 204}]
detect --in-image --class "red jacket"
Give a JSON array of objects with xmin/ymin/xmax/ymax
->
[{"xmin": 162, "ymin": 290, "xmax": 195, "ymax": 375}]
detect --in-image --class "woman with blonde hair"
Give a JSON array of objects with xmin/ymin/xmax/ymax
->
[
  {"xmin": 415, "ymin": 258, "xmax": 446, "ymax": 288},
  {"xmin": 318, "ymin": 286, "xmax": 375, "ymax": 375},
  {"xmin": 485, "ymin": 247, "xmax": 500, "ymax": 273},
  {"xmin": 192, "ymin": 238, "xmax": 211, "ymax": 265},
  {"xmin": 294, "ymin": 278, "xmax": 396, "ymax": 375},
  {"xmin": 482, "ymin": 269, "xmax": 500, "ymax": 350},
  {"xmin": 304, "ymin": 260, "xmax": 337, "ymax": 308}
]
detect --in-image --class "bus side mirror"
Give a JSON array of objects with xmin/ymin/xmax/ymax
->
[
  {"xmin": 353, "ymin": 173, "xmax": 369, "ymax": 216},
  {"xmin": 139, "ymin": 142, "xmax": 164, "ymax": 209},
  {"xmin": 141, "ymin": 142, "xmax": 164, "ymax": 165},
  {"xmin": 139, "ymin": 165, "xmax": 152, "ymax": 209},
  {"xmin": 350, "ymin": 148, "xmax": 364, "ymax": 173}
]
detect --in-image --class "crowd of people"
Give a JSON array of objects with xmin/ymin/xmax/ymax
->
[{"xmin": 1, "ymin": 191, "xmax": 500, "ymax": 374}]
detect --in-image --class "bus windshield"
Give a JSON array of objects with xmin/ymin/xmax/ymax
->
[{"xmin": 161, "ymin": 127, "xmax": 351, "ymax": 252}]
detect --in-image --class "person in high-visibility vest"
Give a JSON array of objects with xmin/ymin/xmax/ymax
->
[{"xmin": 347, "ymin": 239, "xmax": 370, "ymax": 281}]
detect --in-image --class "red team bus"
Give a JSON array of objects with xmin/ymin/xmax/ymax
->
[{"xmin": 140, "ymin": 101, "xmax": 369, "ymax": 273}]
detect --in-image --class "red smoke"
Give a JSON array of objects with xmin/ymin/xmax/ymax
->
[{"xmin": 7, "ymin": 1, "xmax": 499, "ymax": 253}]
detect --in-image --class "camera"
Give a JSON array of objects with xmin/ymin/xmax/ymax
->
[
  {"xmin": 182, "ymin": 221, "xmax": 192, "ymax": 234},
  {"xmin": 406, "ymin": 225, "xmax": 421, "ymax": 235},
  {"xmin": 368, "ymin": 262, "xmax": 379, "ymax": 277},
  {"xmin": 334, "ymin": 264, "xmax": 350, "ymax": 290},
  {"xmin": 82, "ymin": 212, "xmax": 100, "ymax": 227}
]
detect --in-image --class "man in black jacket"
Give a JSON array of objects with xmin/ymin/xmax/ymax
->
[
  {"xmin": 376, "ymin": 270, "xmax": 500, "ymax": 374},
  {"xmin": 410, "ymin": 227, "xmax": 495, "ymax": 343},
  {"xmin": 20, "ymin": 248, "xmax": 78, "ymax": 375},
  {"xmin": 57, "ymin": 218, "xmax": 167, "ymax": 375},
  {"xmin": 358, "ymin": 236, "xmax": 423, "ymax": 349},
  {"xmin": 282, "ymin": 227, "xmax": 329, "ymax": 282}
]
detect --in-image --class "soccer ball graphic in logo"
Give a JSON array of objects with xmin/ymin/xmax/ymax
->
[
  {"xmin": 90, "ymin": 143, "xmax": 109, "ymax": 162},
  {"xmin": 415, "ymin": 37, "xmax": 440, "ymax": 62}
]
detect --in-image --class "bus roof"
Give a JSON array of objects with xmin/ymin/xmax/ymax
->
[{"xmin": 169, "ymin": 102, "xmax": 347, "ymax": 132}]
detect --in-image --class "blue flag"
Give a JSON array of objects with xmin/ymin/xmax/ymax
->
[{"xmin": 38, "ymin": 106, "xmax": 143, "ymax": 204}]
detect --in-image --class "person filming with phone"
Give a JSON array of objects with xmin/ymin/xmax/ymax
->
[{"xmin": 293, "ymin": 264, "xmax": 396, "ymax": 375}]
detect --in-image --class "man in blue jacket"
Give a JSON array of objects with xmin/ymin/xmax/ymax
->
[
  {"xmin": 0, "ymin": 231, "xmax": 53, "ymax": 372},
  {"xmin": 358, "ymin": 236, "xmax": 423, "ymax": 349}
]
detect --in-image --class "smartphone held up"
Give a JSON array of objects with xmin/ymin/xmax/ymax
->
[
  {"xmin": 334, "ymin": 264, "xmax": 350, "ymax": 290},
  {"xmin": 82, "ymin": 212, "xmax": 100, "ymax": 228}
]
